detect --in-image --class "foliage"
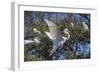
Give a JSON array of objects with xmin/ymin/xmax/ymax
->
[{"xmin": 24, "ymin": 11, "xmax": 90, "ymax": 61}]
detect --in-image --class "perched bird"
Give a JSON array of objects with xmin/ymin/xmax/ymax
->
[
  {"xmin": 82, "ymin": 22, "xmax": 89, "ymax": 31},
  {"xmin": 70, "ymin": 22, "xmax": 74, "ymax": 27},
  {"xmin": 24, "ymin": 38, "xmax": 40, "ymax": 44},
  {"xmin": 24, "ymin": 28, "xmax": 41, "ymax": 44},
  {"xmin": 33, "ymin": 28, "xmax": 41, "ymax": 34},
  {"xmin": 44, "ymin": 19, "xmax": 70, "ymax": 56}
]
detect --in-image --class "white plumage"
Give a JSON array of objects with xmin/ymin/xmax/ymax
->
[
  {"xmin": 44, "ymin": 19, "xmax": 70, "ymax": 56},
  {"xmin": 24, "ymin": 28, "xmax": 41, "ymax": 44},
  {"xmin": 24, "ymin": 40, "xmax": 34, "ymax": 44},
  {"xmin": 34, "ymin": 37, "xmax": 40, "ymax": 43},
  {"xmin": 70, "ymin": 22, "xmax": 74, "ymax": 27},
  {"xmin": 82, "ymin": 22, "xmax": 89, "ymax": 30},
  {"xmin": 24, "ymin": 38, "xmax": 40, "ymax": 44}
]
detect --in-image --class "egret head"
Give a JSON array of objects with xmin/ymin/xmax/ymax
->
[
  {"xmin": 64, "ymin": 28, "xmax": 69, "ymax": 34},
  {"xmin": 33, "ymin": 28, "xmax": 37, "ymax": 31},
  {"xmin": 63, "ymin": 28, "xmax": 70, "ymax": 40}
]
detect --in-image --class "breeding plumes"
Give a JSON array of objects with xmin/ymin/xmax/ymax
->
[
  {"xmin": 24, "ymin": 40, "xmax": 34, "ymax": 44},
  {"xmin": 44, "ymin": 19, "xmax": 70, "ymax": 56},
  {"xmin": 34, "ymin": 37, "xmax": 40, "ymax": 44},
  {"xmin": 24, "ymin": 38, "xmax": 40, "ymax": 44}
]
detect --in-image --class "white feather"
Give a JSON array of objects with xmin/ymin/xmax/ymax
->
[
  {"xmin": 82, "ymin": 22, "xmax": 89, "ymax": 30},
  {"xmin": 70, "ymin": 22, "xmax": 74, "ymax": 26},
  {"xmin": 45, "ymin": 32, "xmax": 52, "ymax": 40},
  {"xmin": 34, "ymin": 38, "xmax": 40, "ymax": 43},
  {"xmin": 24, "ymin": 38, "xmax": 40, "ymax": 44},
  {"xmin": 24, "ymin": 40, "xmax": 34, "ymax": 44},
  {"xmin": 44, "ymin": 18, "xmax": 70, "ymax": 56}
]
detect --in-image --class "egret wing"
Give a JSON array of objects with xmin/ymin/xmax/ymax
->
[{"xmin": 44, "ymin": 19, "xmax": 59, "ymax": 40}]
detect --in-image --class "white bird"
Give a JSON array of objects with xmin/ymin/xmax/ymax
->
[
  {"xmin": 70, "ymin": 22, "xmax": 74, "ymax": 27},
  {"xmin": 33, "ymin": 28, "xmax": 41, "ymax": 34},
  {"xmin": 44, "ymin": 19, "xmax": 70, "ymax": 56},
  {"xmin": 82, "ymin": 22, "xmax": 89, "ymax": 30},
  {"xmin": 24, "ymin": 38, "xmax": 40, "ymax": 44}
]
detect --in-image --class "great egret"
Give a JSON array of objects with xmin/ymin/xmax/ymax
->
[
  {"xmin": 44, "ymin": 19, "xmax": 70, "ymax": 56},
  {"xmin": 24, "ymin": 27, "xmax": 41, "ymax": 44},
  {"xmin": 82, "ymin": 22, "xmax": 89, "ymax": 30},
  {"xmin": 33, "ymin": 28, "xmax": 41, "ymax": 34},
  {"xmin": 24, "ymin": 38, "xmax": 40, "ymax": 44}
]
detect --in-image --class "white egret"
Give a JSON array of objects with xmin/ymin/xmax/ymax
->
[
  {"xmin": 44, "ymin": 19, "xmax": 70, "ymax": 56},
  {"xmin": 70, "ymin": 22, "xmax": 74, "ymax": 27},
  {"xmin": 82, "ymin": 22, "xmax": 89, "ymax": 30}
]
